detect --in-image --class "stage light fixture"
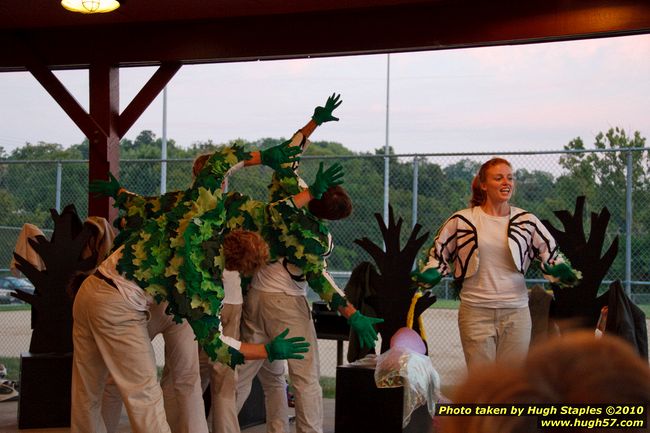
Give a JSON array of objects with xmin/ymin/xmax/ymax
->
[{"xmin": 61, "ymin": 0, "xmax": 121, "ymax": 14}]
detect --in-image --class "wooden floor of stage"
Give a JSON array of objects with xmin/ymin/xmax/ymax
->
[{"xmin": 0, "ymin": 398, "xmax": 336, "ymax": 433}]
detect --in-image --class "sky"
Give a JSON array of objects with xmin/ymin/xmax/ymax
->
[{"xmin": 0, "ymin": 34, "xmax": 648, "ymax": 156}]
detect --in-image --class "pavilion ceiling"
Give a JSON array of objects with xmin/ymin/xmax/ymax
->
[{"xmin": 2, "ymin": 0, "xmax": 649, "ymax": 71}]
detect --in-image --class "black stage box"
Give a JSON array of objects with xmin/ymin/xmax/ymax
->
[
  {"xmin": 335, "ymin": 364, "xmax": 432, "ymax": 433},
  {"xmin": 19, "ymin": 352, "xmax": 72, "ymax": 429}
]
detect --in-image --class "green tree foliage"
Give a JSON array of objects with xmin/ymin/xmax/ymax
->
[
  {"xmin": 1, "ymin": 127, "xmax": 648, "ymax": 296},
  {"xmin": 1, "ymin": 142, "xmax": 75, "ymax": 229},
  {"xmin": 557, "ymin": 128, "xmax": 648, "ymax": 281}
]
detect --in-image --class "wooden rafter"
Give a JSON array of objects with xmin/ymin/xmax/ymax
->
[
  {"xmin": 118, "ymin": 62, "xmax": 182, "ymax": 138},
  {"xmin": 26, "ymin": 57, "xmax": 107, "ymax": 139}
]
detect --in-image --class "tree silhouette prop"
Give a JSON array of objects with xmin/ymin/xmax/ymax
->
[
  {"xmin": 12, "ymin": 204, "xmax": 96, "ymax": 353},
  {"xmin": 541, "ymin": 196, "xmax": 618, "ymax": 328},
  {"xmin": 347, "ymin": 206, "xmax": 435, "ymax": 357}
]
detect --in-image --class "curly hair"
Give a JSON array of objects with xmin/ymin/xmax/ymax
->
[
  {"xmin": 469, "ymin": 157, "xmax": 512, "ymax": 207},
  {"xmin": 308, "ymin": 185, "xmax": 352, "ymax": 220},
  {"xmin": 223, "ymin": 230, "xmax": 269, "ymax": 276}
]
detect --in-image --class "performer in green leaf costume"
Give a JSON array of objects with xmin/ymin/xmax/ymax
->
[
  {"xmin": 74, "ymin": 141, "xmax": 312, "ymax": 433},
  {"xmin": 91, "ymin": 96, "xmax": 383, "ymax": 433},
  {"xmin": 90, "ymin": 141, "xmax": 315, "ymax": 367},
  {"xmin": 234, "ymin": 93, "xmax": 383, "ymax": 433}
]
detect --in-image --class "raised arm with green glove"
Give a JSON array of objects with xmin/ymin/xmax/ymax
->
[
  {"xmin": 312, "ymin": 93, "xmax": 342, "ymax": 126},
  {"xmin": 89, "ymin": 172, "xmax": 121, "ymax": 198},
  {"xmin": 347, "ymin": 311, "xmax": 384, "ymax": 349},
  {"xmin": 260, "ymin": 140, "xmax": 303, "ymax": 177},
  {"xmin": 309, "ymin": 162, "xmax": 344, "ymax": 199},
  {"xmin": 264, "ymin": 328, "xmax": 311, "ymax": 362}
]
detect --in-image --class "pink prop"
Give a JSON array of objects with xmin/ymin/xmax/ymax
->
[{"xmin": 389, "ymin": 327, "xmax": 426, "ymax": 354}]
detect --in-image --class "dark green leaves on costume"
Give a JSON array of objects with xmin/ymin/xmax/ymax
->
[{"xmin": 115, "ymin": 143, "xmax": 250, "ymax": 367}]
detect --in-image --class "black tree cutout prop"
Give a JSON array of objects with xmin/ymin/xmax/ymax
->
[
  {"xmin": 349, "ymin": 206, "xmax": 435, "ymax": 357},
  {"xmin": 12, "ymin": 204, "xmax": 96, "ymax": 353},
  {"xmin": 541, "ymin": 196, "xmax": 618, "ymax": 328}
]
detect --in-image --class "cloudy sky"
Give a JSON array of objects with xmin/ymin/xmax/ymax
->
[{"xmin": 0, "ymin": 33, "xmax": 648, "ymax": 156}]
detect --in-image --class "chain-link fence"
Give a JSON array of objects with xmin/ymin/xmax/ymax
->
[{"xmin": 0, "ymin": 149, "xmax": 649, "ymax": 386}]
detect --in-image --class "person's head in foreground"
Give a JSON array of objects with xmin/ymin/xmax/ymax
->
[{"xmin": 443, "ymin": 331, "xmax": 650, "ymax": 433}]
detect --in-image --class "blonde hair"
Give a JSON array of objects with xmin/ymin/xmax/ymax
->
[{"xmin": 469, "ymin": 157, "xmax": 512, "ymax": 207}]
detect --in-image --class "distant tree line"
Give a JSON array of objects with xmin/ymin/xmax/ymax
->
[{"xmin": 0, "ymin": 127, "xmax": 648, "ymax": 289}]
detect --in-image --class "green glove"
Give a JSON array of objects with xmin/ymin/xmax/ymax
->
[
  {"xmin": 265, "ymin": 328, "xmax": 311, "ymax": 362},
  {"xmin": 410, "ymin": 268, "xmax": 442, "ymax": 287},
  {"xmin": 543, "ymin": 262, "xmax": 578, "ymax": 285},
  {"xmin": 89, "ymin": 172, "xmax": 121, "ymax": 198},
  {"xmin": 309, "ymin": 162, "xmax": 344, "ymax": 199},
  {"xmin": 348, "ymin": 311, "xmax": 383, "ymax": 349},
  {"xmin": 312, "ymin": 93, "xmax": 342, "ymax": 125},
  {"xmin": 260, "ymin": 140, "xmax": 302, "ymax": 177}
]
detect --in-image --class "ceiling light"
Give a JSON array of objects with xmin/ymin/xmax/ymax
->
[{"xmin": 61, "ymin": 0, "xmax": 121, "ymax": 14}]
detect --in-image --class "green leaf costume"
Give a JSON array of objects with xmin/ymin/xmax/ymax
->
[
  {"xmin": 112, "ymin": 145, "xmax": 251, "ymax": 367},
  {"xmin": 106, "ymin": 139, "xmax": 346, "ymax": 367},
  {"xmin": 263, "ymin": 132, "xmax": 348, "ymax": 311}
]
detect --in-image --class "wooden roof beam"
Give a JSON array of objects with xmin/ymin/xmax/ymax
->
[{"xmin": 118, "ymin": 61, "xmax": 181, "ymax": 138}]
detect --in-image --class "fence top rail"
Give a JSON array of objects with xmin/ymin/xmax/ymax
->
[
  {"xmin": 0, "ymin": 225, "xmax": 53, "ymax": 233},
  {"xmin": 311, "ymin": 146, "xmax": 650, "ymax": 160},
  {"xmin": 1, "ymin": 147, "xmax": 649, "ymax": 165}
]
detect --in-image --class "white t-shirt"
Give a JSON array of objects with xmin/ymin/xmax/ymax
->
[
  {"xmin": 460, "ymin": 208, "xmax": 528, "ymax": 308},
  {"xmin": 250, "ymin": 259, "xmax": 308, "ymax": 297}
]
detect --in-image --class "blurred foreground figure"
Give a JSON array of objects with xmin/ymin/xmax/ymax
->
[{"xmin": 443, "ymin": 331, "xmax": 650, "ymax": 433}]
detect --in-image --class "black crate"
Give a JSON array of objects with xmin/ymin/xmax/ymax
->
[
  {"xmin": 335, "ymin": 364, "xmax": 432, "ymax": 433},
  {"xmin": 19, "ymin": 352, "xmax": 72, "ymax": 429}
]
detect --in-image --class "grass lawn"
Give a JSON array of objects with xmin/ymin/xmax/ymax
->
[
  {"xmin": 0, "ymin": 304, "xmax": 31, "ymax": 312},
  {"xmin": 430, "ymin": 299, "xmax": 460, "ymax": 310},
  {"xmin": 319, "ymin": 376, "xmax": 336, "ymax": 399},
  {"xmin": 0, "ymin": 356, "xmax": 21, "ymax": 381}
]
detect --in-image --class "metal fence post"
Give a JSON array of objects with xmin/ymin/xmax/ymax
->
[
  {"xmin": 412, "ymin": 156, "xmax": 419, "ymax": 228},
  {"xmin": 161, "ymin": 86, "xmax": 168, "ymax": 194},
  {"xmin": 625, "ymin": 149, "xmax": 633, "ymax": 296},
  {"xmin": 383, "ymin": 54, "xmax": 391, "ymax": 224},
  {"xmin": 55, "ymin": 161, "xmax": 62, "ymax": 212}
]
